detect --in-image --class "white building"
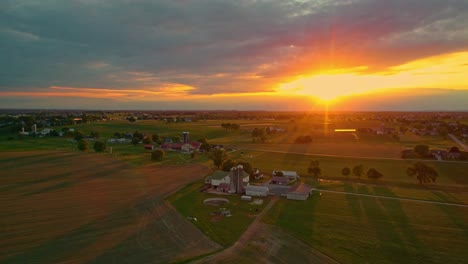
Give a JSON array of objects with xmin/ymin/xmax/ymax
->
[
  {"xmin": 205, "ymin": 170, "xmax": 249, "ymax": 187},
  {"xmin": 286, "ymin": 183, "xmax": 312, "ymax": 201},
  {"xmin": 206, "ymin": 171, "xmax": 230, "ymax": 187},
  {"xmin": 245, "ymin": 185, "xmax": 269, "ymax": 197}
]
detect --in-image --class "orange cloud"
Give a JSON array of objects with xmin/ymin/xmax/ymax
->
[{"xmin": 277, "ymin": 51, "xmax": 468, "ymax": 101}]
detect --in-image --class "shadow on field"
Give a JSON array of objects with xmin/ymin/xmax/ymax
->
[
  {"xmin": 432, "ymin": 191, "xmax": 468, "ymax": 240},
  {"xmin": 358, "ymin": 185, "xmax": 412, "ymax": 263},
  {"xmin": 373, "ymin": 186, "xmax": 429, "ymax": 262},
  {"xmin": 343, "ymin": 183, "xmax": 362, "ymax": 220}
]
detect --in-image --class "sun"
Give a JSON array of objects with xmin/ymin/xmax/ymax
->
[{"xmin": 278, "ymin": 71, "xmax": 383, "ymax": 102}]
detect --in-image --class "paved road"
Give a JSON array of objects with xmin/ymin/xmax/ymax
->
[
  {"xmin": 317, "ymin": 189, "xmax": 468, "ymax": 208},
  {"xmin": 237, "ymin": 146, "xmax": 468, "ymax": 164},
  {"xmin": 449, "ymin": 134, "xmax": 468, "ymax": 151}
]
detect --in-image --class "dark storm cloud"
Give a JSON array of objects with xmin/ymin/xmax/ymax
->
[{"xmin": 0, "ymin": 0, "xmax": 467, "ymax": 95}]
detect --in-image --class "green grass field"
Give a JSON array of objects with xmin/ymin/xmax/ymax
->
[
  {"xmin": 263, "ymin": 187, "xmax": 468, "ymax": 264},
  {"xmin": 168, "ymin": 180, "xmax": 270, "ymax": 247},
  {"xmin": 241, "ymin": 151, "xmax": 468, "ymax": 186}
]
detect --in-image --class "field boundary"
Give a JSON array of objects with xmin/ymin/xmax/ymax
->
[
  {"xmin": 317, "ymin": 189, "xmax": 468, "ymax": 207},
  {"xmin": 237, "ymin": 147, "xmax": 468, "ymax": 164}
]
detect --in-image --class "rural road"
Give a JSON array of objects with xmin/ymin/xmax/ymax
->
[
  {"xmin": 236, "ymin": 146, "xmax": 468, "ymax": 164},
  {"xmin": 193, "ymin": 196, "xmax": 339, "ymax": 264},
  {"xmin": 449, "ymin": 134, "xmax": 468, "ymax": 151},
  {"xmin": 317, "ymin": 189, "xmax": 468, "ymax": 208}
]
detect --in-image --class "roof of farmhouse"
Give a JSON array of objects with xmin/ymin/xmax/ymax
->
[
  {"xmin": 206, "ymin": 171, "xmax": 230, "ymax": 180},
  {"xmin": 288, "ymin": 183, "xmax": 311, "ymax": 194}
]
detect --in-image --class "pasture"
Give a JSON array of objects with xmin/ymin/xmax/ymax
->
[
  {"xmin": 237, "ymin": 151, "xmax": 468, "ymax": 186},
  {"xmin": 0, "ymin": 151, "xmax": 220, "ymax": 263},
  {"xmin": 168, "ymin": 181, "xmax": 270, "ymax": 247},
  {"xmin": 264, "ymin": 186, "xmax": 468, "ymax": 264}
]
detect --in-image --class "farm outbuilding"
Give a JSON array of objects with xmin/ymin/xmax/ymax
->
[
  {"xmin": 273, "ymin": 170, "xmax": 299, "ymax": 181},
  {"xmin": 245, "ymin": 185, "xmax": 269, "ymax": 197},
  {"xmin": 271, "ymin": 176, "xmax": 289, "ymax": 185},
  {"xmin": 286, "ymin": 183, "xmax": 311, "ymax": 201}
]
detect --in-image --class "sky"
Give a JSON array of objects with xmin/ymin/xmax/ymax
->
[{"xmin": 0, "ymin": 0, "xmax": 467, "ymax": 111}]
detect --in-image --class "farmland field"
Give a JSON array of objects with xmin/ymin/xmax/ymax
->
[
  {"xmin": 0, "ymin": 151, "xmax": 220, "ymax": 263},
  {"xmin": 263, "ymin": 187, "xmax": 468, "ymax": 264},
  {"xmin": 2, "ymin": 117, "xmax": 468, "ymax": 263}
]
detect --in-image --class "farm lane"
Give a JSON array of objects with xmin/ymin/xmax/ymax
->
[
  {"xmin": 192, "ymin": 196, "xmax": 340, "ymax": 264},
  {"xmin": 317, "ymin": 189, "xmax": 468, "ymax": 207},
  {"xmin": 449, "ymin": 134, "xmax": 468, "ymax": 151}
]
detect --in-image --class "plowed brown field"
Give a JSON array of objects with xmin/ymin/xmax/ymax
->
[{"xmin": 0, "ymin": 151, "xmax": 221, "ymax": 263}]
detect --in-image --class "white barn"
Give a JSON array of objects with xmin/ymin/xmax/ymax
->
[
  {"xmin": 245, "ymin": 185, "xmax": 269, "ymax": 197},
  {"xmin": 286, "ymin": 183, "xmax": 311, "ymax": 201}
]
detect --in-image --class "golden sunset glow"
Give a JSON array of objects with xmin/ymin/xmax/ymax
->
[{"xmin": 277, "ymin": 52, "xmax": 468, "ymax": 101}]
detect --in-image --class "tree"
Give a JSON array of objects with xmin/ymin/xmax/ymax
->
[
  {"xmin": 152, "ymin": 134, "xmax": 160, "ymax": 143},
  {"xmin": 128, "ymin": 116, "xmax": 137, "ymax": 122},
  {"xmin": 210, "ymin": 149, "xmax": 228, "ymax": 169},
  {"xmin": 142, "ymin": 135, "xmax": 153, "ymax": 144},
  {"xmin": 90, "ymin": 131, "xmax": 100, "ymax": 138},
  {"xmin": 399, "ymin": 125, "xmax": 408, "ymax": 134},
  {"xmin": 133, "ymin": 130, "xmax": 144, "ymax": 141},
  {"xmin": 407, "ymin": 162, "xmax": 438, "ymax": 184},
  {"xmin": 414, "ymin": 145, "xmax": 430, "ymax": 157},
  {"xmin": 113, "ymin": 132, "xmax": 122, "ymax": 138},
  {"xmin": 77, "ymin": 139, "xmax": 88, "ymax": 151},
  {"xmin": 367, "ymin": 168, "xmax": 383, "ymax": 179},
  {"xmin": 74, "ymin": 131, "xmax": 84, "ymax": 141},
  {"xmin": 131, "ymin": 137, "xmax": 140, "ymax": 145},
  {"xmin": 222, "ymin": 159, "xmax": 236, "ymax": 171},
  {"xmin": 342, "ymin": 167, "xmax": 351, "ymax": 176},
  {"xmin": 171, "ymin": 136, "xmax": 181, "ymax": 143},
  {"xmin": 237, "ymin": 161, "xmax": 253, "ymax": 175},
  {"xmin": 198, "ymin": 138, "xmax": 211, "ymax": 152},
  {"xmin": 93, "ymin": 141, "xmax": 106, "ymax": 152},
  {"xmin": 352, "ymin": 164, "xmax": 365, "ymax": 178},
  {"xmin": 151, "ymin": 149, "xmax": 165, "ymax": 161},
  {"xmin": 438, "ymin": 127, "xmax": 449, "ymax": 139},
  {"xmin": 308, "ymin": 160, "xmax": 321, "ymax": 177}
]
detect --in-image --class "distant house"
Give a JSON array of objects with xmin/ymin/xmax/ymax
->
[
  {"xmin": 161, "ymin": 141, "xmax": 201, "ymax": 152},
  {"xmin": 252, "ymin": 168, "xmax": 263, "ymax": 179},
  {"xmin": 286, "ymin": 183, "xmax": 312, "ymax": 201},
  {"xmin": 430, "ymin": 149, "xmax": 447, "ymax": 159},
  {"xmin": 210, "ymin": 144, "xmax": 225, "ymax": 150},
  {"xmin": 271, "ymin": 176, "xmax": 289, "ymax": 185},
  {"xmin": 447, "ymin": 147, "xmax": 461, "ymax": 159},
  {"xmin": 245, "ymin": 185, "xmax": 269, "ymax": 197},
  {"xmin": 40, "ymin": 128, "xmax": 51, "ymax": 136},
  {"xmin": 144, "ymin": 144, "xmax": 154, "ymax": 150}
]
